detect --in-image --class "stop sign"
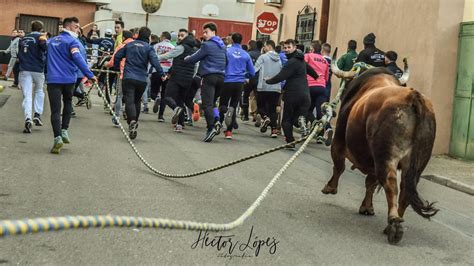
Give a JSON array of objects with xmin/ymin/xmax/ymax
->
[{"xmin": 256, "ymin": 12, "xmax": 279, "ymax": 35}]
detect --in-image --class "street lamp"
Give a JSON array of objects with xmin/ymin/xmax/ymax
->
[{"xmin": 142, "ymin": 0, "xmax": 163, "ymax": 27}]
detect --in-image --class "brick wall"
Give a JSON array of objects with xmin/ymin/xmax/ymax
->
[{"xmin": 0, "ymin": 0, "xmax": 96, "ymax": 35}]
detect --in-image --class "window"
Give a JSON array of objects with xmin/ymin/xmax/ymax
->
[
  {"xmin": 256, "ymin": 30, "xmax": 270, "ymax": 42},
  {"xmin": 265, "ymin": 0, "xmax": 283, "ymax": 7},
  {"xmin": 295, "ymin": 5, "xmax": 317, "ymax": 50},
  {"xmin": 17, "ymin": 14, "xmax": 60, "ymax": 35}
]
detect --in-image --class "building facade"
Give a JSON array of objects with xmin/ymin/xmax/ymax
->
[{"xmin": 253, "ymin": 0, "xmax": 471, "ymax": 156}]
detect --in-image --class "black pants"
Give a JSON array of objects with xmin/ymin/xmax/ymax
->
[
  {"xmin": 122, "ymin": 79, "xmax": 147, "ymax": 124},
  {"xmin": 184, "ymin": 76, "xmax": 201, "ymax": 110},
  {"xmin": 13, "ymin": 61, "xmax": 20, "ymax": 86},
  {"xmin": 47, "ymin": 83, "xmax": 74, "ymax": 138},
  {"xmin": 257, "ymin": 91, "xmax": 281, "ymax": 129},
  {"xmin": 73, "ymin": 78, "xmax": 85, "ymax": 100},
  {"xmin": 308, "ymin": 86, "xmax": 327, "ymax": 123},
  {"xmin": 241, "ymin": 77, "xmax": 257, "ymax": 117},
  {"xmin": 282, "ymin": 93, "xmax": 310, "ymax": 143},
  {"xmin": 150, "ymin": 73, "xmax": 168, "ymax": 116},
  {"xmin": 219, "ymin": 82, "xmax": 243, "ymax": 131},
  {"xmin": 165, "ymin": 79, "xmax": 189, "ymax": 125},
  {"xmin": 201, "ymin": 74, "xmax": 224, "ymax": 130}
]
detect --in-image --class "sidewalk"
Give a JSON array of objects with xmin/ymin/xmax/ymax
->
[
  {"xmin": 0, "ymin": 78, "xmax": 473, "ymax": 195},
  {"xmin": 422, "ymin": 155, "xmax": 474, "ymax": 195}
]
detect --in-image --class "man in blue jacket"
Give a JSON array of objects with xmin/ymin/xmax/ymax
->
[
  {"xmin": 46, "ymin": 17, "xmax": 97, "ymax": 154},
  {"xmin": 219, "ymin": 32, "xmax": 255, "ymax": 140},
  {"xmin": 113, "ymin": 26, "xmax": 164, "ymax": 140},
  {"xmin": 18, "ymin": 20, "xmax": 48, "ymax": 133},
  {"xmin": 184, "ymin": 22, "xmax": 226, "ymax": 142}
]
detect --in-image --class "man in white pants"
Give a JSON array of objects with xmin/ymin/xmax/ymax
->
[{"xmin": 18, "ymin": 21, "xmax": 48, "ymax": 133}]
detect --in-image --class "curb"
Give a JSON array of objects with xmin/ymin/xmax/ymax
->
[{"xmin": 422, "ymin": 175, "xmax": 474, "ymax": 196}]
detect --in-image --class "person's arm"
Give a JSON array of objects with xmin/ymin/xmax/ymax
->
[
  {"xmin": 266, "ymin": 61, "xmax": 295, "ymax": 84},
  {"xmin": 253, "ymin": 55, "xmax": 264, "ymax": 73},
  {"xmin": 149, "ymin": 46, "xmax": 164, "ymax": 77},
  {"xmin": 355, "ymin": 51, "xmax": 366, "ymax": 63},
  {"xmin": 337, "ymin": 54, "xmax": 346, "ymax": 70},
  {"xmin": 306, "ymin": 62, "xmax": 319, "ymax": 80},
  {"xmin": 113, "ymin": 44, "xmax": 126, "ymax": 70},
  {"xmin": 184, "ymin": 43, "xmax": 208, "ymax": 64},
  {"xmin": 38, "ymin": 34, "xmax": 48, "ymax": 52},
  {"xmin": 158, "ymin": 45, "xmax": 184, "ymax": 60},
  {"xmin": 70, "ymin": 41, "xmax": 95, "ymax": 80}
]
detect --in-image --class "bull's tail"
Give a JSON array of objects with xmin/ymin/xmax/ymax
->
[{"xmin": 405, "ymin": 90, "xmax": 439, "ymax": 219}]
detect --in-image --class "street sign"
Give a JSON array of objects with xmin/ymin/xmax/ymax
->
[{"xmin": 256, "ymin": 12, "xmax": 279, "ymax": 35}]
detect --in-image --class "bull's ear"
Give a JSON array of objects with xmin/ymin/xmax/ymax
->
[{"xmin": 332, "ymin": 47, "xmax": 338, "ymax": 61}]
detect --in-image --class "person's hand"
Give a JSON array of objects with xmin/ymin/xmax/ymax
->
[
  {"xmin": 244, "ymin": 79, "xmax": 249, "ymax": 84},
  {"xmin": 161, "ymin": 75, "xmax": 167, "ymax": 81},
  {"xmin": 89, "ymin": 76, "xmax": 98, "ymax": 84}
]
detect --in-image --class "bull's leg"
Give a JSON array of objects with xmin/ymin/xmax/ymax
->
[
  {"xmin": 397, "ymin": 170, "xmax": 410, "ymax": 218},
  {"xmin": 322, "ymin": 140, "xmax": 345, "ymax": 195},
  {"xmin": 379, "ymin": 165, "xmax": 404, "ymax": 244},
  {"xmin": 359, "ymin": 173, "xmax": 377, "ymax": 215}
]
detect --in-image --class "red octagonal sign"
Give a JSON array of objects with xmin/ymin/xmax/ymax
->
[{"xmin": 256, "ymin": 12, "xmax": 279, "ymax": 35}]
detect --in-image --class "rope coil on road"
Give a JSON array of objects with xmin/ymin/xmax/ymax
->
[{"xmin": 0, "ymin": 71, "xmax": 345, "ymax": 237}]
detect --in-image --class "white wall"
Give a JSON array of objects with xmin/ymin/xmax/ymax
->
[{"xmin": 93, "ymin": 0, "xmax": 254, "ymax": 35}]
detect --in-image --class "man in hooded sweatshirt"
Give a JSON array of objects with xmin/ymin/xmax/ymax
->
[
  {"xmin": 356, "ymin": 32, "xmax": 385, "ymax": 67},
  {"xmin": 219, "ymin": 32, "xmax": 255, "ymax": 140},
  {"xmin": 266, "ymin": 39, "xmax": 319, "ymax": 150},
  {"xmin": 254, "ymin": 40, "xmax": 282, "ymax": 138},
  {"xmin": 158, "ymin": 28, "xmax": 198, "ymax": 133},
  {"xmin": 185, "ymin": 22, "xmax": 226, "ymax": 142}
]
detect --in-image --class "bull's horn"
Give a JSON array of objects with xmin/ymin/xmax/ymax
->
[
  {"xmin": 331, "ymin": 49, "xmax": 356, "ymax": 79},
  {"xmin": 398, "ymin": 58, "xmax": 410, "ymax": 84}
]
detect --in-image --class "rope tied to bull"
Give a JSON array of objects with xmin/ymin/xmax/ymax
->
[{"xmin": 0, "ymin": 77, "xmax": 347, "ymax": 237}]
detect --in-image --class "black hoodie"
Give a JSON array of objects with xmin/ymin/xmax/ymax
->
[
  {"xmin": 266, "ymin": 49, "xmax": 318, "ymax": 97},
  {"xmin": 170, "ymin": 35, "xmax": 198, "ymax": 86}
]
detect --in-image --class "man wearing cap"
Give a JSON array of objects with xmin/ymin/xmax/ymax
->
[{"xmin": 356, "ymin": 32, "xmax": 385, "ymax": 67}]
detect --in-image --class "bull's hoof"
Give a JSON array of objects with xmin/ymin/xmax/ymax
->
[
  {"xmin": 383, "ymin": 217, "xmax": 404, "ymax": 244},
  {"xmin": 321, "ymin": 185, "xmax": 337, "ymax": 194},
  {"xmin": 358, "ymin": 205, "xmax": 375, "ymax": 216}
]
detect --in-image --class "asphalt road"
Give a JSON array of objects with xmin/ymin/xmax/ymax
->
[{"xmin": 0, "ymin": 85, "xmax": 473, "ymax": 265}]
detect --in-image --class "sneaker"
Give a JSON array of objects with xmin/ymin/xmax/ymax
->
[
  {"xmin": 10, "ymin": 84, "xmax": 18, "ymax": 88},
  {"xmin": 2, "ymin": 76, "xmax": 7, "ymax": 81},
  {"xmin": 203, "ymin": 128, "xmax": 217, "ymax": 142},
  {"xmin": 129, "ymin": 120, "xmax": 138, "ymax": 140},
  {"xmin": 271, "ymin": 129, "xmax": 279, "ymax": 138},
  {"xmin": 298, "ymin": 116, "xmax": 309, "ymax": 138},
  {"xmin": 260, "ymin": 117, "xmax": 271, "ymax": 133},
  {"xmin": 112, "ymin": 117, "xmax": 120, "ymax": 127},
  {"xmin": 33, "ymin": 113, "xmax": 43, "ymax": 126},
  {"xmin": 214, "ymin": 121, "xmax": 222, "ymax": 136},
  {"xmin": 71, "ymin": 110, "xmax": 76, "ymax": 117},
  {"xmin": 255, "ymin": 114, "xmax": 262, "ymax": 127},
  {"xmin": 61, "ymin": 129, "xmax": 70, "ymax": 144},
  {"xmin": 175, "ymin": 124, "xmax": 183, "ymax": 133},
  {"xmin": 142, "ymin": 107, "xmax": 149, "ymax": 114},
  {"xmin": 233, "ymin": 120, "xmax": 239, "ymax": 130},
  {"xmin": 241, "ymin": 115, "xmax": 249, "ymax": 122},
  {"xmin": 285, "ymin": 143, "xmax": 296, "ymax": 151},
  {"xmin": 192, "ymin": 103, "xmax": 200, "ymax": 122},
  {"xmin": 75, "ymin": 99, "xmax": 85, "ymax": 107},
  {"xmin": 224, "ymin": 130, "xmax": 233, "ymax": 140},
  {"xmin": 185, "ymin": 119, "xmax": 193, "ymax": 126},
  {"xmin": 23, "ymin": 119, "xmax": 32, "ymax": 133},
  {"xmin": 158, "ymin": 116, "xmax": 165, "ymax": 122},
  {"xmin": 171, "ymin": 107, "xmax": 183, "ymax": 125},
  {"xmin": 50, "ymin": 136, "xmax": 64, "ymax": 154},
  {"xmin": 152, "ymin": 98, "xmax": 161, "ymax": 113},
  {"xmin": 324, "ymin": 128, "xmax": 334, "ymax": 146},
  {"xmin": 224, "ymin": 107, "xmax": 234, "ymax": 129}
]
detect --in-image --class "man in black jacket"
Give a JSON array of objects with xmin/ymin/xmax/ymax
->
[
  {"xmin": 266, "ymin": 39, "xmax": 319, "ymax": 150},
  {"xmin": 356, "ymin": 33, "xmax": 385, "ymax": 67}
]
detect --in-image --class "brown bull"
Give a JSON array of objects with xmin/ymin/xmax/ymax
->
[{"xmin": 322, "ymin": 59, "xmax": 438, "ymax": 244}]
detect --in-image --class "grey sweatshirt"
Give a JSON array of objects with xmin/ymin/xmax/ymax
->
[{"xmin": 254, "ymin": 51, "xmax": 282, "ymax": 92}]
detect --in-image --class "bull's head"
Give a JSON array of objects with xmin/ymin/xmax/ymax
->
[{"xmin": 331, "ymin": 48, "xmax": 410, "ymax": 85}]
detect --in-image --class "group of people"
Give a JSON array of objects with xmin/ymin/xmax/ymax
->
[{"xmin": 2, "ymin": 15, "xmax": 406, "ymax": 154}]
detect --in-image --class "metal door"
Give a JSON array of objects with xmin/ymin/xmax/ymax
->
[{"xmin": 450, "ymin": 22, "xmax": 474, "ymax": 159}]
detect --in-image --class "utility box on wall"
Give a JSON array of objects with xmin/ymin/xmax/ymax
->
[{"xmin": 450, "ymin": 22, "xmax": 474, "ymax": 160}]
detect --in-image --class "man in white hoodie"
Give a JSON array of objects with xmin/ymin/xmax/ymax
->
[{"xmin": 254, "ymin": 40, "xmax": 282, "ymax": 138}]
